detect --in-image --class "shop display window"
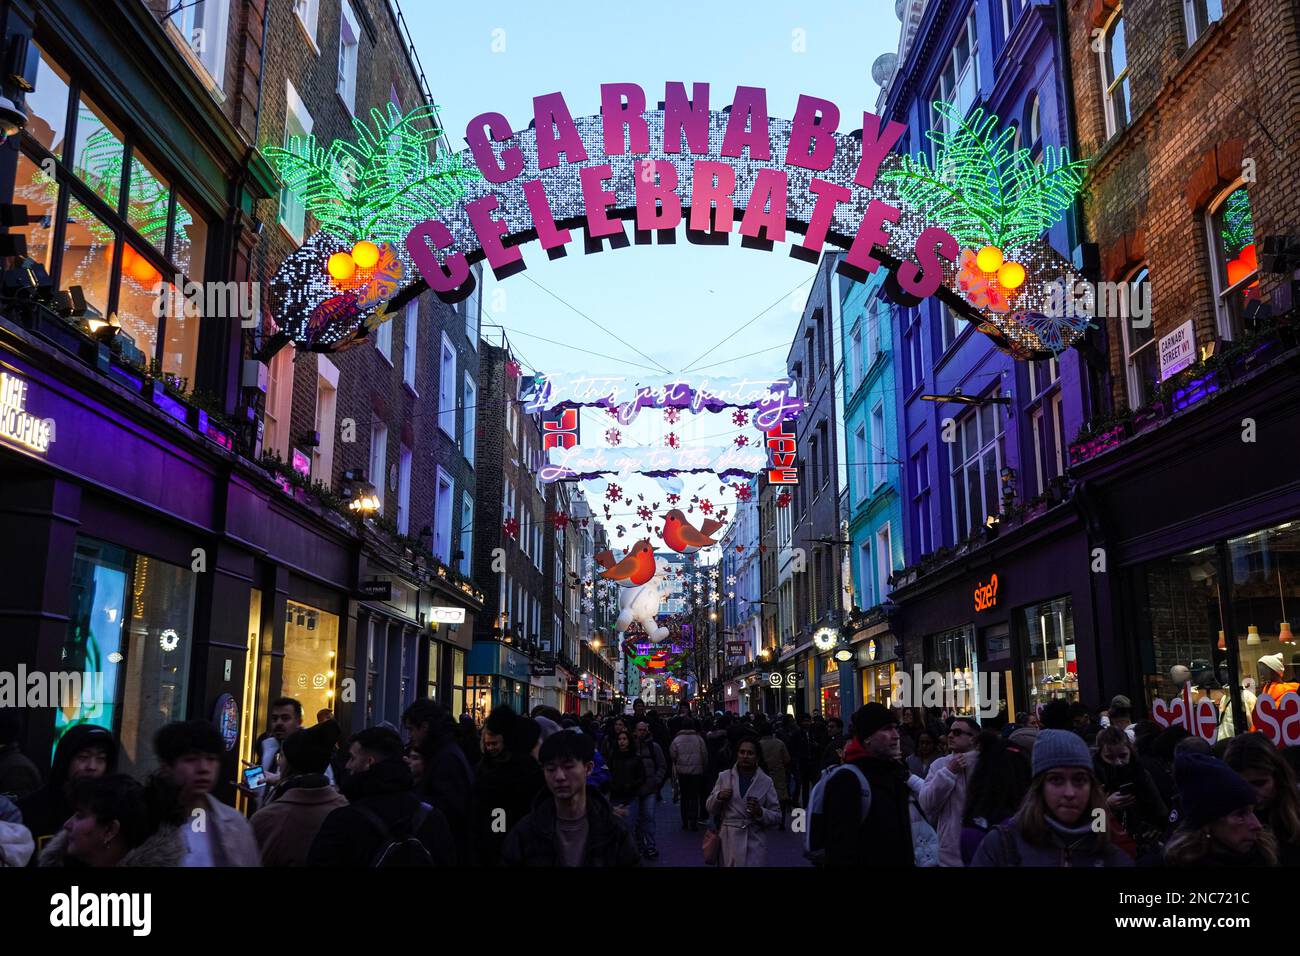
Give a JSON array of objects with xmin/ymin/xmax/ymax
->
[
  {"xmin": 861, "ymin": 662, "xmax": 896, "ymax": 706},
  {"xmin": 925, "ymin": 627, "xmax": 981, "ymax": 715},
  {"xmin": 1019, "ymin": 596, "xmax": 1079, "ymax": 706},
  {"xmin": 280, "ymin": 600, "xmax": 338, "ymax": 721},
  {"xmin": 1228, "ymin": 522, "xmax": 1300, "ymax": 733},
  {"xmin": 58, "ymin": 538, "xmax": 195, "ymax": 777}
]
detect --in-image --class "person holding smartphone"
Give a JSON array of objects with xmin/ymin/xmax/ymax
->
[
  {"xmin": 705, "ymin": 735, "xmax": 780, "ymax": 867},
  {"xmin": 1094, "ymin": 726, "xmax": 1168, "ymax": 859}
]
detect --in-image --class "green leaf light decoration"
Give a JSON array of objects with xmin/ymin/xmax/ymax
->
[
  {"xmin": 1220, "ymin": 188, "xmax": 1254, "ymax": 258},
  {"xmin": 265, "ymin": 103, "xmax": 483, "ymax": 246},
  {"xmin": 882, "ymin": 101, "xmax": 1088, "ymax": 251}
]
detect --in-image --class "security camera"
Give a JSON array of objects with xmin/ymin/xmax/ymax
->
[{"xmin": 0, "ymin": 94, "xmax": 26, "ymax": 138}]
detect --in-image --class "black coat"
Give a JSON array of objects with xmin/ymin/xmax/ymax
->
[
  {"xmin": 307, "ymin": 758, "xmax": 455, "ymax": 866},
  {"xmin": 606, "ymin": 749, "xmax": 646, "ymax": 802},
  {"xmin": 501, "ymin": 787, "xmax": 640, "ymax": 867},
  {"xmin": 18, "ymin": 725, "xmax": 120, "ymax": 859},
  {"xmin": 416, "ymin": 731, "xmax": 476, "ymax": 865},
  {"xmin": 473, "ymin": 752, "xmax": 545, "ymax": 867},
  {"xmin": 824, "ymin": 755, "xmax": 915, "ymax": 867}
]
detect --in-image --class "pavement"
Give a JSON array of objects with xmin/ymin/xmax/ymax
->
[{"xmin": 632, "ymin": 783, "xmax": 809, "ymax": 867}]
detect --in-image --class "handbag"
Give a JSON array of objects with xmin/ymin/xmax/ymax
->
[{"xmin": 702, "ymin": 770, "xmax": 730, "ymax": 865}]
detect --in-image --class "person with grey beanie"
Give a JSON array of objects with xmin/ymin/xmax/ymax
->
[{"xmin": 970, "ymin": 729, "xmax": 1132, "ymax": 867}]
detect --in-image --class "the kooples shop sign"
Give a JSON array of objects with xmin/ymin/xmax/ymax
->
[{"xmin": 0, "ymin": 370, "xmax": 52, "ymax": 454}]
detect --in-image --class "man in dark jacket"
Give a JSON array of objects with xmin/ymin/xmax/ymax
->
[
  {"xmin": 820, "ymin": 716, "xmax": 848, "ymax": 770},
  {"xmin": 501, "ymin": 731, "xmax": 638, "ymax": 867},
  {"xmin": 308, "ymin": 727, "xmax": 455, "ymax": 866},
  {"xmin": 473, "ymin": 707, "xmax": 545, "ymax": 866},
  {"xmin": 18, "ymin": 724, "xmax": 117, "ymax": 856},
  {"xmin": 402, "ymin": 698, "xmax": 475, "ymax": 864},
  {"xmin": 824, "ymin": 703, "xmax": 914, "ymax": 867}
]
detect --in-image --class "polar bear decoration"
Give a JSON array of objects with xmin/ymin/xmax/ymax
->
[{"xmin": 616, "ymin": 557, "xmax": 671, "ymax": 642}]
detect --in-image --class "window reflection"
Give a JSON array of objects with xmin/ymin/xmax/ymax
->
[
  {"xmin": 127, "ymin": 153, "xmax": 170, "ymax": 253},
  {"xmin": 72, "ymin": 97, "xmax": 125, "ymax": 213},
  {"xmin": 13, "ymin": 153, "xmax": 58, "ymax": 272},
  {"xmin": 1229, "ymin": 522, "xmax": 1300, "ymax": 733},
  {"xmin": 173, "ymin": 194, "xmax": 206, "ymax": 280},
  {"xmin": 26, "ymin": 46, "xmax": 71, "ymax": 157},
  {"xmin": 62, "ymin": 196, "xmax": 114, "ymax": 317}
]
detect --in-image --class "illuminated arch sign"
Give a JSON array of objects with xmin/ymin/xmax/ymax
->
[{"xmin": 268, "ymin": 84, "xmax": 1089, "ymax": 358}]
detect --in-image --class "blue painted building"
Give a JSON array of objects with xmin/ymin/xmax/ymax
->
[
  {"xmin": 876, "ymin": 0, "xmax": 1105, "ymax": 723},
  {"xmin": 839, "ymin": 268, "xmax": 908, "ymax": 706}
]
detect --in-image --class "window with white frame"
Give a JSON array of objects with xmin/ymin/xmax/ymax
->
[
  {"xmin": 396, "ymin": 445, "xmax": 412, "ymax": 535},
  {"xmin": 907, "ymin": 319, "xmax": 924, "ymax": 391},
  {"xmin": 374, "ymin": 311, "xmax": 392, "ymax": 364},
  {"xmin": 867, "ymin": 300, "xmax": 882, "ymax": 362},
  {"xmin": 263, "ymin": 347, "xmax": 294, "ymax": 460},
  {"xmin": 912, "ymin": 449, "xmax": 933, "ymax": 555},
  {"xmin": 1184, "ymin": 0, "xmax": 1223, "ymax": 45},
  {"xmin": 462, "ymin": 264, "xmax": 481, "ymax": 349},
  {"xmin": 172, "ymin": 0, "xmax": 230, "ymax": 89},
  {"xmin": 849, "ymin": 324, "xmax": 863, "ymax": 394},
  {"xmin": 853, "ymin": 425, "xmax": 868, "ymax": 503},
  {"xmin": 313, "ymin": 356, "xmax": 338, "ymax": 482},
  {"xmin": 858, "ymin": 541, "xmax": 873, "ymax": 608},
  {"xmin": 949, "ymin": 403, "xmax": 1005, "ymax": 539},
  {"xmin": 438, "ymin": 333, "xmax": 456, "ymax": 436},
  {"xmin": 369, "ymin": 422, "xmax": 388, "ymax": 514},
  {"xmin": 402, "ymin": 300, "xmax": 417, "ymax": 388},
  {"xmin": 463, "ymin": 373, "xmax": 477, "ymax": 466},
  {"xmin": 1099, "ymin": 9, "xmax": 1131, "ymax": 138},
  {"xmin": 293, "ymin": 0, "xmax": 320, "ymax": 48},
  {"xmin": 870, "ymin": 402, "xmax": 887, "ymax": 490},
  {"xmin": 1207, "ymin": 185, "xmax": 1260, "ymax": 341},
  {"xmin": 875, "ymin": 524, "xmax": 893, "ymax": 606},
  {"xmin": 1030, "ymin": 391, "xmax": 1064, "ymax": 496},
  {"xmin": 459, "ymin": 493, "xmax": 474, "ymax": 573},
  {"xmin": 930, "ymin": 7, "xmax": 980, "ymax": 145},
  {"xmin": 938, "ymin": 303, "xmax": 959, "ymax": 353},
  {"xmin": 1120, "ymin": 266, "xmax": 1158, "ymax": 409},
  {"xmin": 1028, "ymin": 356, "xmax": 1059, "ymax": 397},
  {"xmin": 1001, "ymin": 0, "xmax": 1024, "ymax": 39},
  {"xmin": 337, "ymin": 0, "xmax": 360, "ymax": 114},
  {"xmin": 1027, "ymin": 94, "xmax": 1042, "ymax": 154},
  {"xmin": 279, "ymin": 82, "xmax": 313, "ymax": 243},
  {"xmin": 434, "ymin": 467, "xmax": 454, "ymax": 564}
]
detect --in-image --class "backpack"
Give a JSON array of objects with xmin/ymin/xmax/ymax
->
[
  {"xmin": 354, "ymin": 802, "xmax": 435, "ymax": 867},
  {"xmin": 803, "ymin": 762, "xmax": 871, "ymax": 864}
]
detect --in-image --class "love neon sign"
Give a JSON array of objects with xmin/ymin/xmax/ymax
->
[{"xmin": 766, "ymin": 422, "xmax": 798, "ymax": 484}]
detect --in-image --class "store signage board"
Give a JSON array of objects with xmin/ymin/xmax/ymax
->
[
  {"xmin": 1158, "ymin": 320, "xmax": 1196, "ymax": 381},
  {"xmin": 531, "ymin": 661, "xmax": 557, "ymax": 677},
  {"xmin": 766, "ymin": 422, "xmax": 799, "ymax": 484},
  {"xmin": 429, "ymin": 606, "xmax": 466, "ymax": 624},
  {"xmin": 973, "ymin": 574, "xmax": 999, "ymax": 612},
  {"xmin": 358, "ymin": 579, "xmax": 392, "ymax": 600},
  {"xmin": 0, "ymin": 370, "xmax": 52, "ymax": 454}
]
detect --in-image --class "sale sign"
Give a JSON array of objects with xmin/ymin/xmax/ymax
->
[
  {"xmin": 1150, "ymin": 685, "xmax": 1218, "ymax": 742},
  {"xmin": 1253, "ymin": 691, "xmax": 1300, "ymax": 748}
]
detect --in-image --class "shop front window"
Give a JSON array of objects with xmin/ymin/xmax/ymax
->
[
  {"xmin": 861, "ymin": 661, "xmax": 896, "ymax": 705},
  {"xmin": 925, "ymin": 627, "xmax": 979, "ymax": 716},
  {"xmin": 58, "ymin": 538, "xmax": 195, "ymax": 777},
  {"xmin": 1136, "ymin": 546, "xmax": 1234, "ymax": 731},
  {"xmin": 466, "ymin": 674, "xmax": 491, "ymax": 724},
  {"xmin": 280, "ymin": 600, "xmax": 338, "ymax": 721},
  {"xmin": 452, "ymin": 648, "xmax": 466, "ymax": 720},
  {"xmin": 1209, "ymin": 186, "xmax": 1260, "ymax": 341},
  {"xmin": 426, "ymin": 640, "xmax": 440, "ymax": 701},
  {"xmin": 1019, "ymin": 596, "xmax": 1079, "ymax": 708},
  {"xmin": 1229, "ymin": 522, "xmax": 1300, "ymax": 732}
]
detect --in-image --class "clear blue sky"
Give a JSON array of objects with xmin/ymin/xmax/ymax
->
[{"xmin": 400, "ymin": 0, "xmax": 902, "ymax": 552}]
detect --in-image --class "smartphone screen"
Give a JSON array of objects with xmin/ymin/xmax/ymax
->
[{"xmin": 243, "ymin": 766, "xmax": 266, "ymax": 790}]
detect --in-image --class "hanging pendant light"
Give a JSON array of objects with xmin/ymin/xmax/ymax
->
[
  {"xmin": 1217, "ymin": 630, "xmax": 1226, "ymax": 651},
  {"xmin": 1278, "ymin": 565, "xmax": 1293, "ymax": 644},
  {"xmin": 1246, "ymin": 625, "xmax": 1262, "ymax": 646}
]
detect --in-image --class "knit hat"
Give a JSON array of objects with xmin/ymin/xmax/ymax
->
[
  {"xmin": 850, "ymin": 702, "xmax": 897, "ymax": 742},
  {"xmin": 1110, "ymin": 694, "xmax": 1132, "ymax": 710},
  {"xmin": 1031, "ymin": 729, "xmax": 1093, "ymax": 777},
  {"xmin": 534, "ymin": 716, "xmax": 562, "ymax": 742},
  {"xmin": 1174, "ymin": 753, "xmax": 1258, "ymax": 829},
  {"xmin": 281, "ymin": 720, "xmax": 341, "ymax": 775},
  {"xmin": 1259, "ymin": 653, "xmax": 1285, "ymax": 676}
]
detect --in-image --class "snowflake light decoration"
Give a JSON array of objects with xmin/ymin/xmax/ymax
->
[
  {"xmin": 503, "ymin": 517, "xmax": 520, "ymax": 538},
  {"xmin": 733, "ymin": 483, "xmax": 753, "ymax": 502},
  {"xmin": 604, "ymin": 427, "xmax": 622, "ymax": 445},
  {"xmin": 548, "ymin": 511, "xmax": 569, "ymax": 530},
  {"xmin": 663, "ymin": 407, "xmax": 681, "ymax": 424},
  {"xmin": 664, "ymin": 432, "xmax": 681, "ymax": 449},
  {"xmin": 699, "ymin": 499, "xmax": 714, "ymax": 515},
  {"xmin": 666, "ymin": 494, "xmax": 681, "ymax": 505},
  {"xmin": 776, "ymin": 490, "xmax": 792, "ymax": 508},
  {"xmin": 637, "ymin": 505, "xmax": 653, "ymax": 522},
  {"xmin": 726, "ymin": 574, "xmax": 737, "ymax": 586},
  {"xmin": 505, "ymin": 359, "xmax": 521, "ymax": 378},
  {"xmin": 733, "ymin": 434, "xmax": 750, "ymax": 448},
  {"xmin": 731, "ymin": 409, "xmax": 748, "ymax": 427},
  {"xmin": 605, "ymin": 483, "xmax": 622, "ymax": 502}
]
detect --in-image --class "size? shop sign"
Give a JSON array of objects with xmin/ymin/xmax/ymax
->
[
  {"xmin": 0, "ymin": 371, "xmax": 52, "ymax": 454},
  {"xmin": 765, "ymin": 422, "xmax": 798, "ymax": 484},
  {"xmin": 973, "ymin": 574, "xmax": 1000, "ymax": 612}
]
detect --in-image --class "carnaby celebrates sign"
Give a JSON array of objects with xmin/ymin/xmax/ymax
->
[{"xmin": 268, "ymin": 82, "xmax": 1090, "ymax": 358}]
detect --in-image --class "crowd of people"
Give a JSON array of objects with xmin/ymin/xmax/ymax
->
[{"xmin": 1, "ymin": 693, "xmax": 1297, "ymax": 868}]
